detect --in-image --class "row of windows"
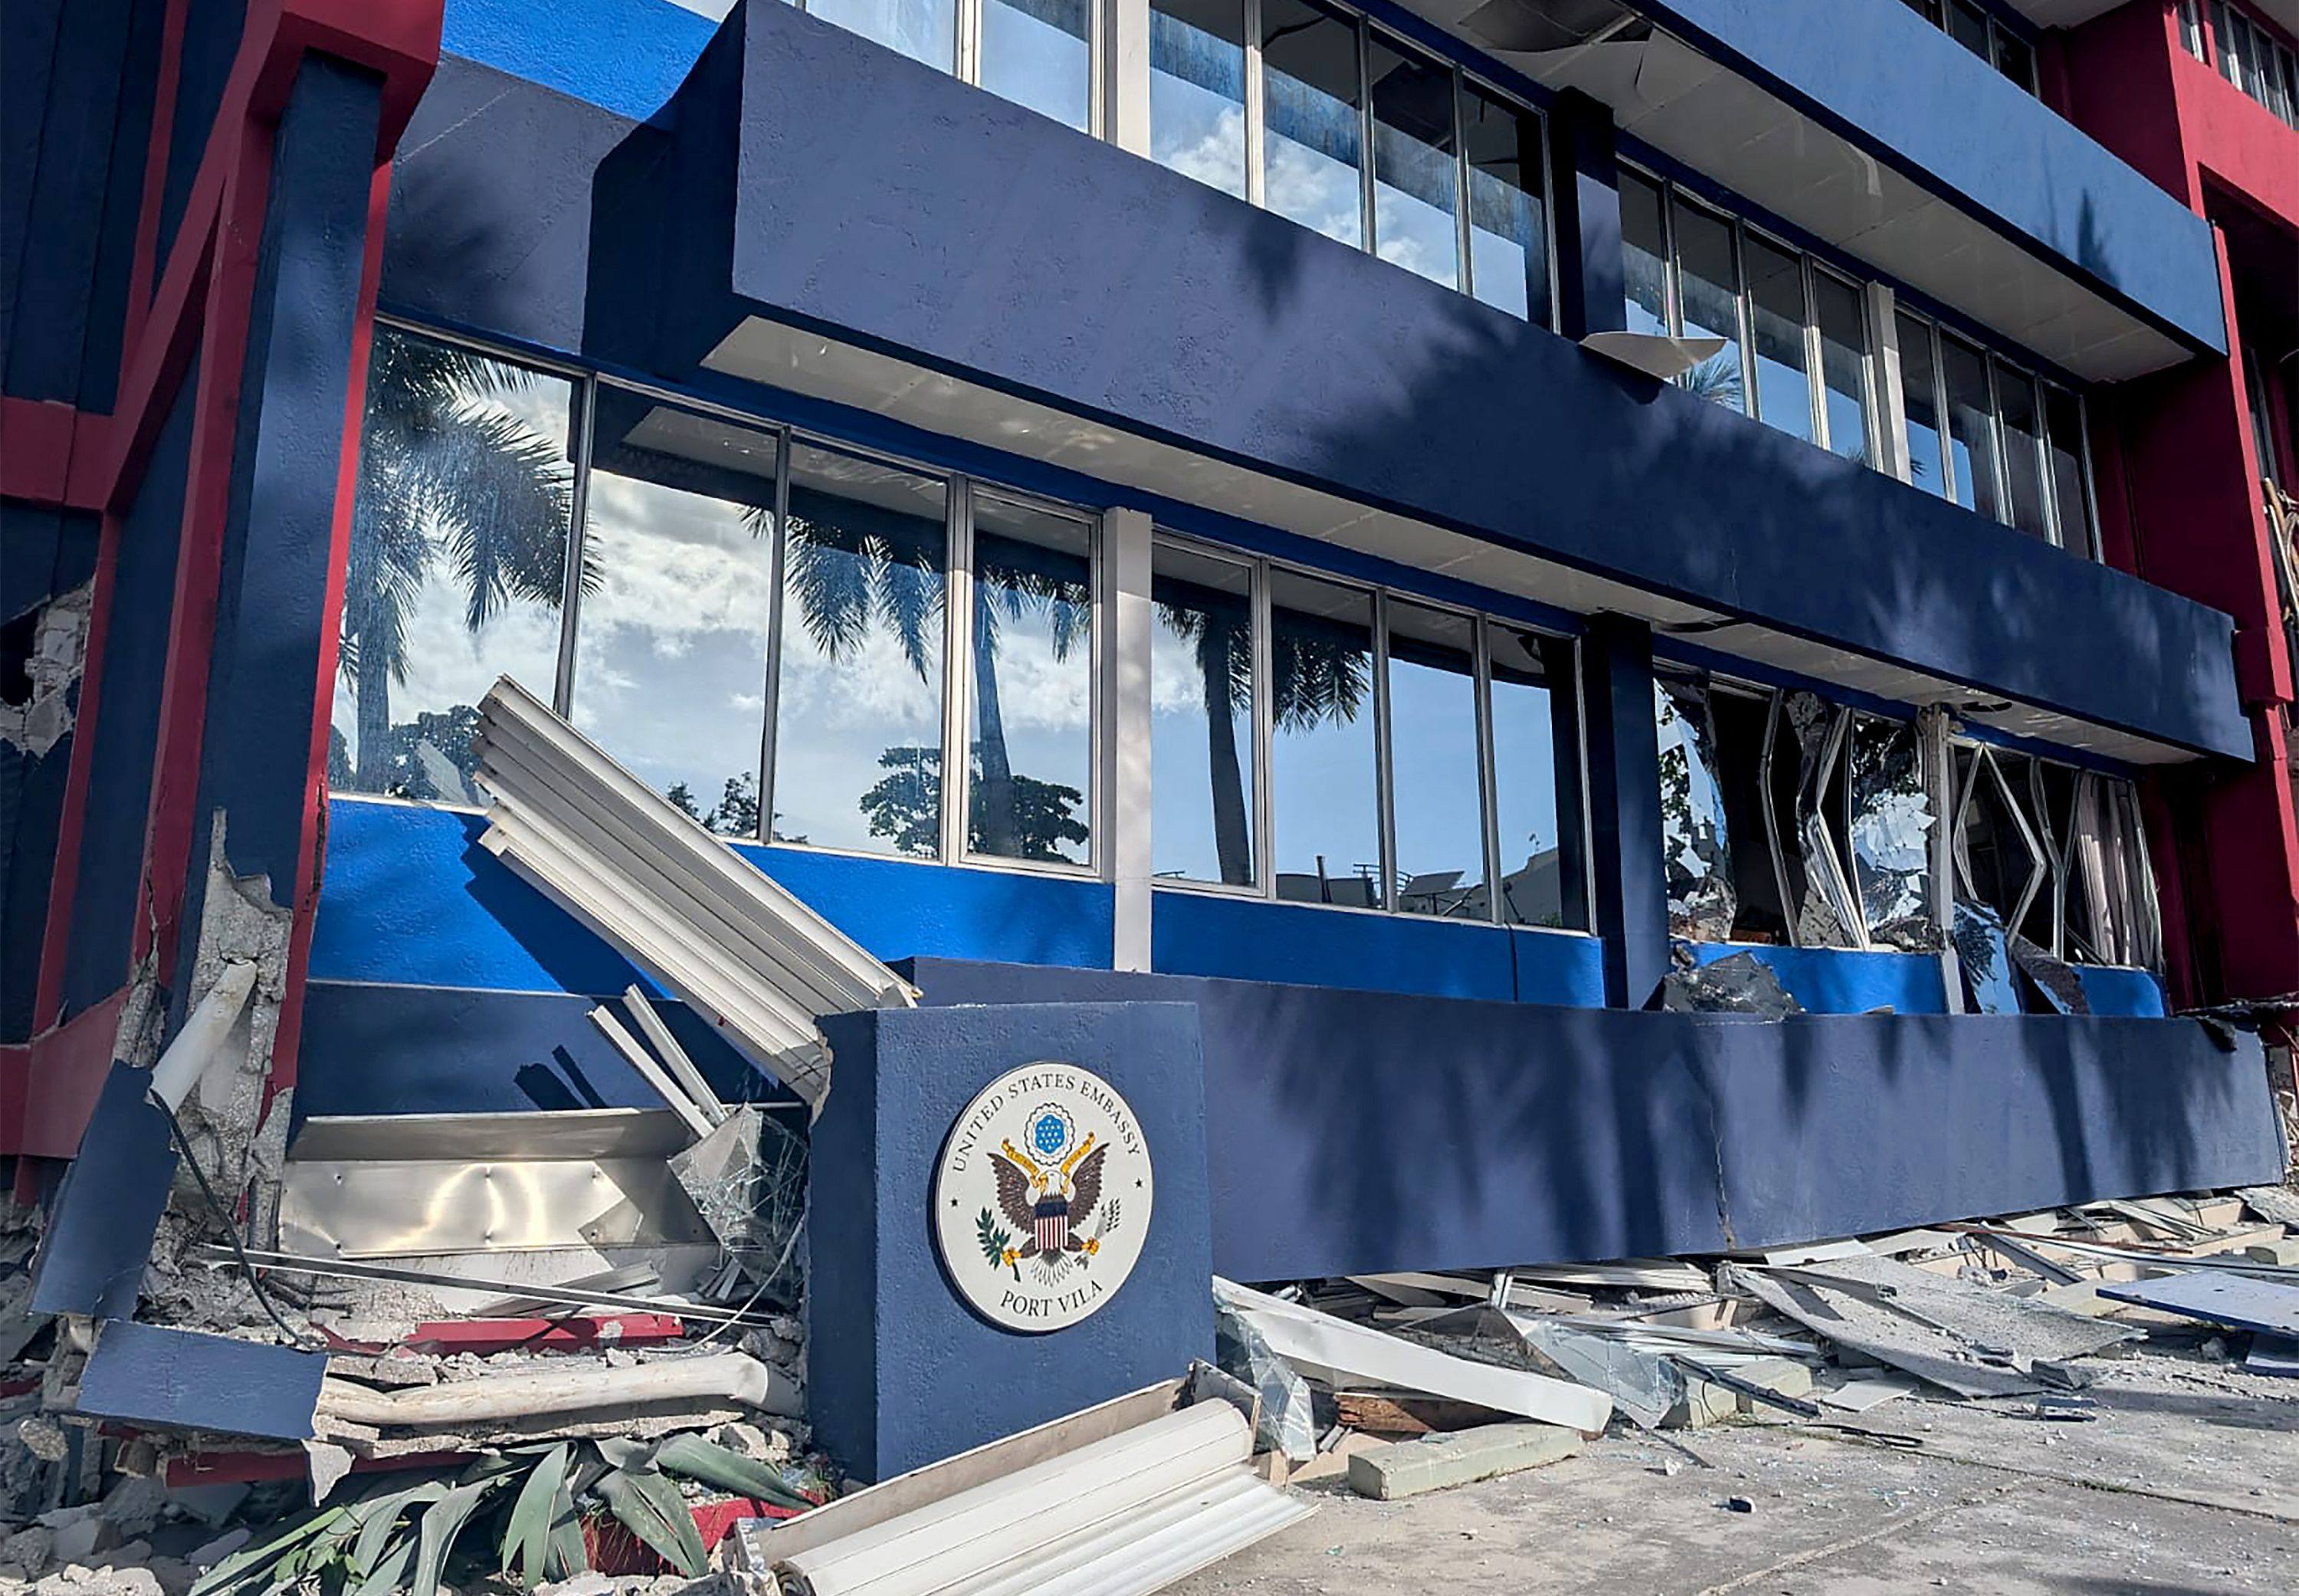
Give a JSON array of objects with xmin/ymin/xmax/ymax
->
[
  {"xmin": 1619, "ymin": 165, "xmax": 2098, "ymax": 555},
  {"xmin": 1148, "ymin": 539, "xmax": 1582, "ymax": 927},
  {"xmin": 1893, "ymin": 306, "xmax": 2098, "ymax": 556},
  {"xmin": 1897, "ymin": 0, "xmax": 2040, "ymax": 97},
  {"xmin": 2183, "ymin": 0, "xmax": 2299, "ymax": 129},
  {"xmin": 345, "ymin": 323, "xmax": 2158, "ymax": 968},
  {"xmin": 785, "ymin": 0, "xmax": 1554, "ymax": 323},
  {"xmin": 338, "ymin": 325, "xmax": 1584, "ymax": 926},
  {"xmin": 1622, "ymin": 169, "xmax": 1881, "ymax": 470}
]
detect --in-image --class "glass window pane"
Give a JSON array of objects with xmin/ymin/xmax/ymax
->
[
  {"xmin": 981, "ymin": 0, "xmax": 1092, "ymax": 132},
  {"xmin": 1899, "ymin": 0, "xmax": 1943, "ymax": 23},
  {"xmin": 1993, "ymin": 363, "xmax": 2051, "ymax": 539},
  {"xmin": 1940, "ymin": 333, "xmax": 2002, "ymax": 519},
  {"xmin": 1261, "ymin": 0, "xmax": 1364, "ymax": 249},
  {"xmin": 1814, "ymin": 273, "xmax": 1871, "ymax": 466},
  {"xmin": 1948, "ymin": 0, "xmax": 1992, "ymax": 58},
  {"xmin": 334, "ymin": 328, "xmax": 576, "ymax": 805},
  {"xmin": 570, "ymin": 398, "xmax": 779, "ymax": 836},
  {"xmin": 806, "ymin": 0, "xmax": 957, "ymax": 73},
  {"xmin": 1896, "ymin": 312, "xmax": 1948, "ymax": 498},
  {"xmin": 1366, "ymin": 36, "xmax": 1458, "ymax": 289},
  {"xmin": 1848, "ymin": 716, "xmax": 1935, "ymax": 944},
  {"xmin": 967, "ymin": 493, "xmax": 1094, "ymax": 865},
  {"xmin": 1150, "ymin": 0, "xmax": 1248, "ymax": 199},
  {"xmin": 1386, "ymin": 601, "xmax": 1482, "ymax": 918},
  {"xmin": 1150, "ymin": 542, "xmax": 1257, "ymax": 886},
  {"xmin": 1461, "ymin": 87, "xmax": 1546, "ymax": 323},
  {"xmin": 772, "ymin": 444, "xmax": 949, "ymax": 857},
  {"xmin": 1671, "ymin": 200, "xmax": 1746, "ymax": 413},
  {"xmin": 2043, "ymin": 385, "xmax": 2097, "ymax": 558},
  {"xmin": 1655, "ymin": 679, "xmax": 1735, "ymax": 941},
  {"xmin": 1621, "ymin": 171, "xmax": 1670, "ymax": 339},
  {"xmin": 1489, "ymin": 624, "xmax": 1571, "ymax": 928},
  {"xmin": 1745, "ymin": 236, "xmax": 1814, "ymax": 444},
  {"xmin": 1269, "ymin": 569, "xmax": 1379, "ymax": 906},
  {"xmin": 1991, "ymin": 25, "xmax": 2036, "ymax": 93},
  {"xmin": 2212, "ymin": 4, "xmax": 2238, "ymax": 84}
]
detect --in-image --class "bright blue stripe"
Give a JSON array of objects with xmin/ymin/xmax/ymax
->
[{"xmin": 441, "ymin": 0, "xmax": 718, "ymax": 120}]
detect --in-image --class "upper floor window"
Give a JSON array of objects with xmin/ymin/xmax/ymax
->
[
  {"xmin": 1898, "ymin": 0, "xmax": 2041, "ymax": 95},
  {"xmin": 2202, "ymin": 1, "xmax": 2299, "ymax": 129},
  {"xmin": 790, "ymin": 0, "xmax": 1095, "ymax": 131},
  {"xmin": 1894, "ymin": 308, "xmax": 2098, "ymax": 556},
  {"xmin": 1618, "ymin": 169, "xmax": 1877, "ymax": 466},
  {"xmin": 1150, "ymin": 536, "xmax": 1588, "ymax": 929}
]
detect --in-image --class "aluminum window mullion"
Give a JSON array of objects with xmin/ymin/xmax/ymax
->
[
  {"xmin": 550, "ymin": 373, "xmax": 598, "ymax": 721},
  {"xmin": 1802, "ymin": 253, "xmax": 1828, "ymax": 450},
  {"xmin": 941, "ymin": 478, "xmax": 976, "ymax": 865},
  {"xmin": 1930, "ymin": 322, "xmax": 1956, "ymax": 508},
  {"xmin": 1244, "ymin": 0, "xmax": 1266, "ymax": 208},
  {"xmin": 1474, "ymin": 618, "xmax": 1502, "ymax": 924},
  {"xmin": 1356, "ymin": 18, "xmax": 1377, "ymax": 264},
  {"xmin": 1372, "ymin": 589, "xmax": 1396, "ymax": 913},
  {"xmin": 1250, "ymin": 557, "xmax": 1276, "ymax": 897},
  {"xmin": 1452, "ymin": 71, "xmax": 1474, "ymax": 303},
  {"xmin": 956, "ymin": 0, "xmax": 982, "ymax": 84},
  {"xmin": 1730, "ymin": 221, "xmax": 1755, "ymax": 418},
  {"xmin": 756, "ymin": 425, "xmax": 795, "ymax": 845}
]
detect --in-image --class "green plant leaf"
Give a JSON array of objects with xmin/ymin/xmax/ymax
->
[
  {"xmin": 411, "ymin": 1477, "xmax": 501, "ymax": 1596},
  {"xmin": 652, "ymin": 1433, "xmax": 812, "ymax": 1510},
  {"xmin": 349, "ymin": 1535, "xmax": 415, "ymax": 1596},
  {"xmin": 189, "ymin": 1503, "xmax": 351, "ymax": 1596},
  {"xmin": 545, "ymin": 1476, "xmax": 590, "ymax": 1580},
  {"xmin": 501, "ymin": 1442, "xmax": 570, "ymax": 1585},
  {"xmin": 596, "ymin": 1466, "xmax": 707, "ymax": 1577},
  {"xmin": 595, "ymin": 1436, "xmax": 657, "ymax": 1472},
  {"xmin": 350, "ymin": 1480, "xmax": 449, "ymax": 1577}
]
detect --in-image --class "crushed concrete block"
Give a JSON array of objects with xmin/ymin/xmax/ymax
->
[
  {"xmin": 2241, "ymin": 1238, "xmax": 2299, "ymax": 1267},
  {"xmin": 1732, "ymin": 1358, "xmax": 1817, "ymax": 1414},
  {"xmin": 46, "ymin": 1512, "xmax": 115, "ymax": 1565},
  {"xmin": 1346, "ymin": 1423, "xmax": 1583, "ymax": 1500},
  {"xmin": 2, "ymin": 1526, "xmax": 53, "ymax": 1575},
  {"xmin": 97, "ymin": 1476, "xmax": 167, "ymax": 1537},
  {"xmin": 1664, "ymin": 1376, "xmax": 1737, "ymax": 1430}
]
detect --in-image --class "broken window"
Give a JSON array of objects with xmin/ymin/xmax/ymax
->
[
  {"xmin": 1656, "ymin": 676, "xmax": 1938, "ymax": 951},
  {"xmin": 333, "ymin": 327, "xmax": 577, "ymax": 805},
  {"xmin": 1950, "ymin": 740, "xmax": 2160, "ymax": 972}
]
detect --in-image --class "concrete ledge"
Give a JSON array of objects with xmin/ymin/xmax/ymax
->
[{"xmin": 1346, "ymin": 1423, "xmax": 1584, "ymax": 1499}]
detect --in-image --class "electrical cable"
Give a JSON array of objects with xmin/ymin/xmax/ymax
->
[{"xmin": 146, "ymin": 1087, "xmax": 324, "ymax": 1352}]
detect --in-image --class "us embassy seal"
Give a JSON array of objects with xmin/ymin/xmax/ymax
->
[{"xmin": 931, "ymin": 1063, "xmax": 1153, "ymax": 1332}]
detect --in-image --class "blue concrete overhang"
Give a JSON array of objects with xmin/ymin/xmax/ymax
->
[
  {"xmin": 582, "ymin": 2, "xmax": 2249, "ymax": 764},
  {"xmin": 1422, "ymin": 0, "xmax": 2227, "ymax": 375}
]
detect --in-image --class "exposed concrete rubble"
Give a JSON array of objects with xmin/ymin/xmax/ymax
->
[{"xmin": 0, "ymin": 583, "xmax": 92, "ymax": 759}]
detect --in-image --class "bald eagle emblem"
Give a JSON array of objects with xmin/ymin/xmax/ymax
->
[{"xmin": 976, "ymin": 1108, "xmax": 1120, "ymax": 1283}]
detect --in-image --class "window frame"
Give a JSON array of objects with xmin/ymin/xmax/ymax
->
[{"xmin": 1147, "ymin": 529, "xmax": 1594, "ymax": 933}]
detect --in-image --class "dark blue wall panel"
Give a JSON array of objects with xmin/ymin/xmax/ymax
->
[
  {"xmin": 293, "ymin": 979, "xmax": 788, "ymax": 1120},
  {"xmin": 899, "ymin": 957, "xmax": 2285, "ymax": 1280},
  {"xmin": 156, "ymin": 0, "xmax": 248, "ymax": 287},
  {"xmin": 2074, "ymin": 965, "xmax": 2168, "ymax": 1019},
  {"xmin": 77, "ymin": 1321, "xmax": 325, "ymax": 1441},
  {"xmin": 1638, "ymin": 0, "xmax": 2223, "ymax": 354},
  {"xmin": 1150, "ymin": 890, "xmax": 1604, "ymax": 1007},
  {"xmin": 63, "ymin": 359, "xmax": 198, "ymax": 1014},
  {"xmin": 1682, "ymin": 942, "xmax": 1950, "ymax": 1015}
]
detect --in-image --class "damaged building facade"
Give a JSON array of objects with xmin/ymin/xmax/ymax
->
[{"xmin": 1, "ymin": 0, "xmax": 2294, "ymax": 1485}]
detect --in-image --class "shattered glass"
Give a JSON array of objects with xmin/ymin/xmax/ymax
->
[
  {"xmin": 1213, "ymin": 1294, "xmax": 1317, "ymax": 1462},
  {"xmin": 1848, "ymin": 717, "xmax": 1938, "ymax": 949},
  {"xmin": 1658, "ymin": 950, "xmax": 1805, "ymax": 1017},
  {"xmin": 1954, "ymin": 747, "xmax": 2045, "ymax": 935},
  {"xmin": 667, "ymin": 1107, "xmax": 807, "ymax": 1309},
  {"xmin": 1953, "ymin": 900, "xmax": 2021, "ymax": 1015},
  {"xmin": 1782, "ymin": 693, "xmax": 1861, "ymax": 950},
  {"xmin": 1655, "ymin": 681, "xmax": 1736, "ymax": 942}
]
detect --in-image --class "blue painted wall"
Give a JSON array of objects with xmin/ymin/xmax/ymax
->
[
  {"xmin": 311, "ymin": 799, "xmax": 1115, "ymax": 995},
  {"xmin": 442, "ymin": 0, "xmax": 716, "ymax": 122},
  {"xmin": 62, "ymin": 359, "xmax": 198, "ymax": 1015},
  {"xmin": 1, "ymin": 0, "xmax": 164, "ymax": 409},
  {"xmin": 604, "ymin": 3, "xmax": 2245, "ymax": 762},
  {"xmin": 1150, "ymin": 890, "xmax": 1605, "ymax": 1008},
  {"xmin": 1682, "ymin": 942, "xmax": 1950, "ymax": 1015},
  {"xmin": 155, "ymin": 0, "xmax": 248, "ymax": 287},
  {"xmin": 1639, "ymin": 0, "xmax": 2224, "ymax": 355},
  {"xmin": 901, "ymin": 957, "xmax": 2288, "ymax": 1280}
]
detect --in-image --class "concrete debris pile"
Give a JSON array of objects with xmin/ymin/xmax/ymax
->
[{"xmin": 1210, "ymin": 1185, "xmax": 2299, "ymax": 1500}]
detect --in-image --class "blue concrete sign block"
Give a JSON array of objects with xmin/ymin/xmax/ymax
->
[
  {"xmin": 28, "ymin": 1061, "xmax": 176, "ymax": 1321},
  {"xmin": 810, "ymin": 1003, "xmax": 1212, "ymax": 1483},
  {"xmin": 77, "ymin": 1320, "xmax": 327, "ymax": 1442}
]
